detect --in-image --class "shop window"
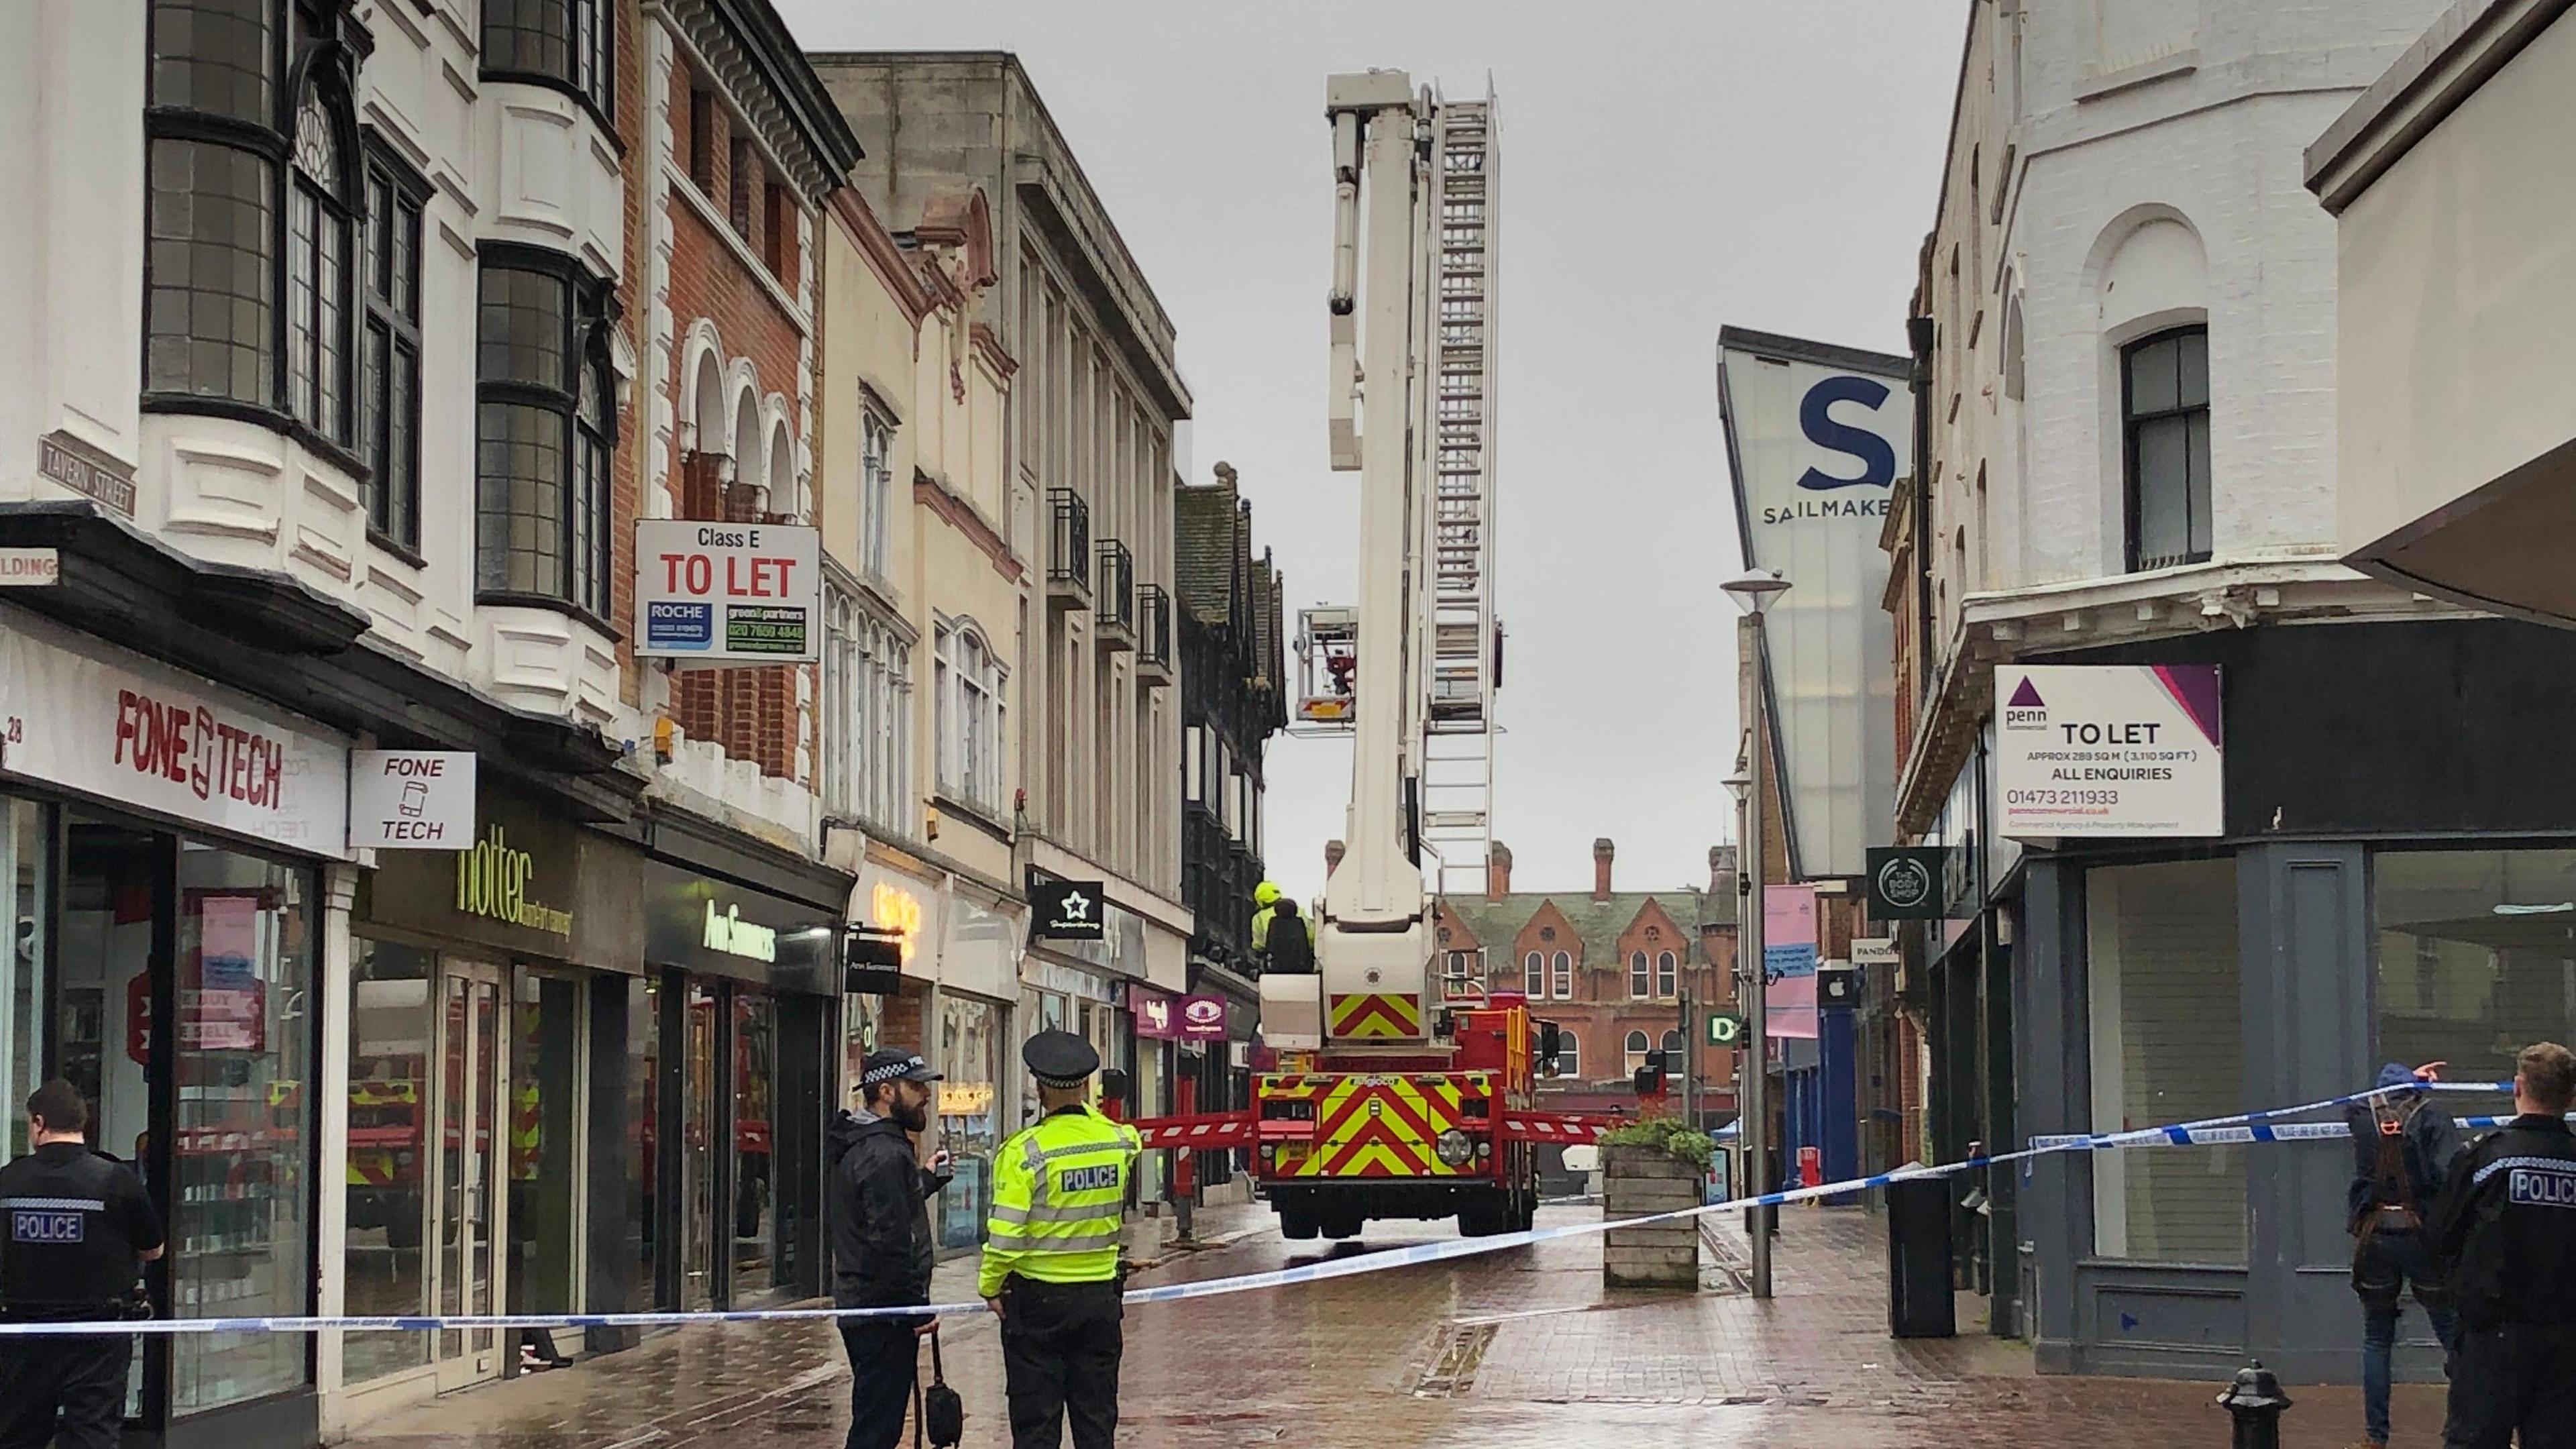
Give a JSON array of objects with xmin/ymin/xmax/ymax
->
[
  {"xmin": 2373, "ymin": 849, "xmax": 2576, "ymax": 1079},
  {"xmin": 344, "ymin": 937, "xmax": 434, "ymax": 1385},
  {"xmin": 2122, "ymin": 326, "xmax": 2212, "ymax": 572},
  {"xmin": 730, "ymin": 991, "xmax": 778, "ymax": 1308},
  {"xmin": 2, "ymin": 797, "xmax": 45, "ymax": 1159},
  {"xmin": 513, "ymin": 970, "xmax": 584, "ymax": 1318},
  {"xmin": 936, "ymin": 994, "xmax": 1001, "ymax": 1250},
  {"xmin": 2086, "ymin": 858, "xmax": 2243, "ymax": 1264},
  {"xmin": 171, "ymin": 843, "xmax": 316, "ymax": 1413},
  {"xmin": 474, "ymin": 253, "xmax": 614, "ymax": 617}
]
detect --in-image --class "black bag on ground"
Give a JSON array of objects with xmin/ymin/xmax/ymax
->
[{"xmin": 921, "ymin": 1326, "xmax": 964, "ymax": 1447}]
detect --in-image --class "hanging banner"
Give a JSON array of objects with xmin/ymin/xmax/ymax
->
[
  {"xmin": 1763, "ymin": 883, "xmax": 1819, "ymax": 1040},
  {"xmin": 1996, "ymin": 664, "xmax": 2224, "ymax": 839},
  {"xmin": 1719, "ymin": 327, "xmax": 1913, "ymax": 879}
]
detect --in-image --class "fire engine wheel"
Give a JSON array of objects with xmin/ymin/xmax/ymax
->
[
  {"xmin": 1279, "ymin": 1202, "xmax": 1321, "ymax": 1240},
  {"xmin": 1320, "ymin": 1216, "xmax": 1363, "ymax": 1241},
  {"xmin": 1458, "ymin": 1193, "xmax": 1513, "ymax": 1238}
]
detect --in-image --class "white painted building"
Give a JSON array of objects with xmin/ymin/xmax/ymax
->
[{"xmin": 1880, "ymin": 0, "xmax": 2576, "ymax": 1387}]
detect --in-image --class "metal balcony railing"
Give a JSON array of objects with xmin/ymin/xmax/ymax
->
[
  {"xmin": 1047, "ymin": 488, "xmax": 1090, "ymax": 593},
  {"xmin": 1137, "ymin": 584, "xmax": 1172, "ymax": 671},
  {"xmin": 1095, "ymin": 539, "xmax": 1135, "ymax": 637}
]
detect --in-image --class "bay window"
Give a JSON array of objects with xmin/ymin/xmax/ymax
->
[
  {"xmin": 482, "ymin": 0, "xmax": 612, "ymax": 115},
  {"xmin": 475, "ymin": 250, "xmax": 614, "ymax": 617}
]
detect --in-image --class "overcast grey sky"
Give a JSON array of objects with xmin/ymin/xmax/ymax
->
[{"xmin": 777, "ymin": 1, "xmax": 1961, "ymax": 902}]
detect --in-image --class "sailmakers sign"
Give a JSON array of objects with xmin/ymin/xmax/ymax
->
[
  {"xmin": 1996, "ymin": 665, "xmax": 2224, "ymax": 839},
  {"xmin": 1718, "ymin": 327, "xmax": 1913, "ymax": 879}
]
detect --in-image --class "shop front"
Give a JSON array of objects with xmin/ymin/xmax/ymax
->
[
  {"xmin": 2005, "ymin": 621, "xmax": 2576, "ymax": 1382},
  {"xmin": 339, "ymin": 783, "xmax": 643, "ymax": 1410},
  {"xmin": 0, "ymin": 602, "xmax": 352, "ymax": 1449},
  {"xmin": 637, "ymin": 824, "xmax": 850, "ymax": 1317}
]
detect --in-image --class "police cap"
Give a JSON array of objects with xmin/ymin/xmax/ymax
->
[{"xmin": 1023, "ymin": 1029, "xmax": 1100, "ymax": 1089}]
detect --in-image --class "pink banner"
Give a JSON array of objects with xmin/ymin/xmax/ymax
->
[{"xmin": 1763, "ymin": 883, "xmax": 1819, "ymax": 1040}]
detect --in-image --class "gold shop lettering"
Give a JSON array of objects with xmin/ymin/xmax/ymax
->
[{"xmin": 454, "ymin": 825, "xmax": 573, "ymax": 936}]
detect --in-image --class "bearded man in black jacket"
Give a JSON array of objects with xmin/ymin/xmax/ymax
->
[{"xmin": 830, "ymin": 1048, "xmax": 951, "ymax": 1449}]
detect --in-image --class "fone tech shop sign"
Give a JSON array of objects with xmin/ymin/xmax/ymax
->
[
  {"xmin": 1718, "ymin": 326, "xmax": 1913, "ymax": 879},
  {"xmin": 1996, "ymin": 664, "xmax": 2223, "ymax": 839},
  {"xmin": 1032, "ymin": 876, "xmax": 1108, "ymax": 942},
  {"xmin": 635, "ymin": 520, "xmax": 821, "ymax": 663},
  {"xmin": 347, "ymin": 750, "xmax": 476, "ymax": 850}
]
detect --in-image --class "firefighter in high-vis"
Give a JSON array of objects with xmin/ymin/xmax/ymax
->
[
  {"xmin": 1248, "ymin": 880, "xmax": 1283, "ymax": 967},
  {"xmin": 981, "ymin": 1031, "xmax": 1141, "ymax": 1449}
]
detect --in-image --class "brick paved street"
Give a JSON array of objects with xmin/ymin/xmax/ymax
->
[{"xmin": 348, "ymin": 1201, "xmax": 2441, "ymax": 1449}]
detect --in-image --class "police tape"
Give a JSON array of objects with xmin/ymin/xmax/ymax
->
[{"xmin": 0, "ymin": 1078, "xmax": 2517, "ymax": 1338}]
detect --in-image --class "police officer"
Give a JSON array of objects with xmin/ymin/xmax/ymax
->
[
  {"xmin": 981, "ymin": 1031, "xmax": 1140, "ymax": 1449},
  {"xmin": 2426, "ymin": 1041, "xmax": 2576, "ymax": 1449},
  {"xmin": 0, "ymin": 1080, "xmax": 164, "ymax": 1449}
]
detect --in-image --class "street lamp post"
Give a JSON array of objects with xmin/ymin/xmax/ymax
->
[{"xmin": 1724, "ymin": 567, "xmax": 1788, "ymax": 1301}]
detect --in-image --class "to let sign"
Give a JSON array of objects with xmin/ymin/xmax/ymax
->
[
  {"xmin": 635, "ymin": 520, "xmax": 821, "ymax": 663},
  {"xmin": 347, "ymin": 751, "xmax": 476, "ymax": 849}
]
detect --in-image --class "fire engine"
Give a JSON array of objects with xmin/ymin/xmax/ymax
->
[{"xmin": 1128, "ymin": 74, "xmax": 1613, "ymax": 1239}]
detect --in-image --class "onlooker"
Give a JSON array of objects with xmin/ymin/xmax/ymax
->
[
  {"xmin": 828, "ymin": 1049, "xmax": 949, "ymax": 1449},
  {"xmin": 2426, "ymin": 1041, "xmax": 2576, "ymax": 1449},
  {"xmin": 2344, "ymin": 1061, "xmax": 2463, "ymax": 1449}
]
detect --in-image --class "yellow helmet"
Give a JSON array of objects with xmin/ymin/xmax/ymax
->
[{"xmin": 1253, "ymin": 880, "xmax": 1282, "ymax": 906}]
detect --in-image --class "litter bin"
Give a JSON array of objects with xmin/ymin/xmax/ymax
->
[{"xmin": 1886, "ymin": 1176, "xmax": 1955, "ymax": 1338}]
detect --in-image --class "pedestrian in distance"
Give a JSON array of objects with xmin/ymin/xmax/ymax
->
[
  {"xmin": 1263, "ymin": 896, "xmax": 1315, "ymax": 975},
  {"xmin": 981, "ymin": 1030, "xmax": 1142, "ymax": 1449},
  {"xmin": 2344, "ymin": 1061, "xmax": 2463, "ymax": 1449},
  {"xmin": 0, "ymin": 1079, "xmax": 165, "ymax": 1449},
  {"xmin": 2426, "ymin": 1040, "xmax": 2576, "ymax": 1449},
  {"xmin": 829, "ymin": 1048, "xmax": 951, "ymax": 1449}
]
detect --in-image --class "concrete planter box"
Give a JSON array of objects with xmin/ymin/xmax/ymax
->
[{"xmin": 1601, "ymin": 1142, "xmax": 1702, "ymax": 1289}]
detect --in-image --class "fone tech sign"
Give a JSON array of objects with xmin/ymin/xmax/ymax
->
[
  {"xmin": 1996, "ymin": 665, "xmax": 2224, "ymax": 839},
  {"xmin": 1718, "ymin": 326, "xmax": 1913, "ymax": 879},
  {"xmin": 635, "ymin": 520, "xmax": 821, "ymax": 663}
]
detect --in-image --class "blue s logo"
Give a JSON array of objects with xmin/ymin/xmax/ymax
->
[{"xmin": 1794, "ymin": 375, "xmax": 1898, "ymax": 491}]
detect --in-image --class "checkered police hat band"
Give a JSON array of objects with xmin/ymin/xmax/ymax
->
[{"xmin": 864, "ymin": 1055, "xmax": 926, "ymax": 1086}]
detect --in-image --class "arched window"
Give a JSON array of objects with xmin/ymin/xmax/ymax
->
[
  {"xmin": 1656, "ymin": 950, "xmax": 1678, "ymax": 999},
  {"xmin": 286, "ymin": 61, "xmax": 356, "ymax": 444},
  {"xmin": 1550, "ymin": 951, "xmax": 1572, "ymax": 1001},
  {"xmin": 1629, "ymin": 950, "xmax": 1650, "ymax": 1000},
  {"xmin": 1523, "ymin": 951, "xmax": 1542, "ymax": 998},
  {"xmin": 1552, "ymin": 1028, "xmax": 1579, "ymax": 1080},
  {"xmin": 2122, "ymin": 325, "xmax": 2212, "ymax": 571},
  {"xmin": 1624, "ymin": 1029, "xmax": 1650, "ymax": 1077},
  {"xmin": 936, "ymin": 620, "xmax": 1007, "ymax": 814},
  {"xmin": 1661, "ymin": 1029, "xmax": 1684, "ymax": 1069},
  {"xmin": 146, "ymin": 0, "xmax": 366, "ymax": 454}
]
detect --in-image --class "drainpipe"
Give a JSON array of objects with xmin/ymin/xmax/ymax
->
[{"xmin": 1907, "ymin": 313, "xmax": 1936, "ymax": 708}]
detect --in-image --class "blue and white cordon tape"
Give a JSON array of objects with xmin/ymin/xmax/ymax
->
[{"xmin": 0, "ymin": 1079, "xmax": 2518, "ymax": 1338}]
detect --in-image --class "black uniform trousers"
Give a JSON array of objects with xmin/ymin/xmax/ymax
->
[
  {"xmin": 2445, "ymin": 1322, "xmax": 2576, "ymax": 1449},
  {"xmin": 998, "ymin": 1279, "xmax": 1122, "ymax": 1449},
  {"xmin": 839, "ymin": 1319, "xmax": 919, "ymax": 1449},
  {"xmin": 0, "ymin": 1332, "xmax": 133, "ymax": 1449}
]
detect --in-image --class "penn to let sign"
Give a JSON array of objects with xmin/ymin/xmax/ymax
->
[{"xmin": 635, "ymin": 521, "xmax": 821, "ymax": 663}]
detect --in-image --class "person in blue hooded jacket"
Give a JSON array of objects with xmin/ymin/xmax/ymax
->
[{"xmin": 2343, "ymin": 1061, "xmax": 2463, "ymax": 1449}]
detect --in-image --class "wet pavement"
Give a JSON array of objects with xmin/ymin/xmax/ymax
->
[{"xmin": 348, "ymin": 1201, "xmax": 2442, "ymax": 1448}]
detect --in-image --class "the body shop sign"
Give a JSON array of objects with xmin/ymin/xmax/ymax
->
[
  {"xmin": 635, "ymin": 520, "xmax": 820, "ymax": 663},
  {"xmin": 0, "ymin": 608, "xmax": 348, "ymax": 856},
  {"xmin": 1997, "ymin": 664, "xmax": 2223, "ymax": 839}
]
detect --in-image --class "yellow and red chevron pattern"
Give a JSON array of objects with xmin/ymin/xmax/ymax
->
[
  {"xmin": 1326, "ymin": 991, "xmax": 1422, "ymax": 1039},
  {"xmin": 1267, "ymin": 1073, "xmax": 1491, "ymax": 1179}
]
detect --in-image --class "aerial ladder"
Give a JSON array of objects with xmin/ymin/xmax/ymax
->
[{"xmin": 1124, "ymin": 75, "xmax": 1609, "ymax": 1240}]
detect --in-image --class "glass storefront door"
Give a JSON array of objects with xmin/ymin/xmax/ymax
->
[{"xmin": 435, "ymin": 963, "xmax": 507, "ymax": 1391}]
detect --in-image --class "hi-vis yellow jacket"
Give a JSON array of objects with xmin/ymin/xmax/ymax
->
[{"xmin": 978, "ymin": 1103, "xmax": 1141, "ymax": 1298}]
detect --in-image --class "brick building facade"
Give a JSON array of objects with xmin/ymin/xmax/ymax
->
[{"xmin": 1438, "ymin": 839, "xmax": 1739, "ymax": 1128}]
